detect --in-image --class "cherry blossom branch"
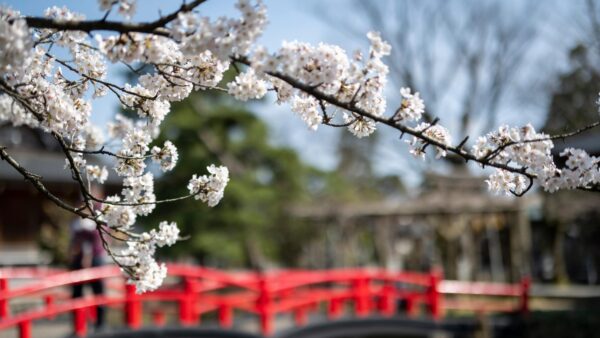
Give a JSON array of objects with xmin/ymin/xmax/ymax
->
[
  {"xmin": 67, "ymin": 146, "xmax": 152, "ymax": 160},
  {"xmin": 0, "ymin": 145, "xmax": 143, "ymax": 268},
  {"xmin": 155, "ymin": 67, "xmax": 229, "ymax": 92},
  {"xmin": 319, "ymin": 99, "xmax": 357, "ymax": 127},
  {"xmin": 482, "ymin": 120, "xmax": 600, "ymax": 162},
  {"xmin": 234, "ymin": 58, "xmax": 534, "ymax": 177},
  {"xmin": 0, "ymin": 78, "xmax": 224, "ymax": 214},
  {"xmin": 0, "ymin": 146, "xmax": 88, "ymax": 214},
  {"xmin": 50, "ymin": 55, "xmax": 157, "ymax": 100},
  {"xmin": 24, "ymin": 0, "xmax": 208, "ymax": 36}
]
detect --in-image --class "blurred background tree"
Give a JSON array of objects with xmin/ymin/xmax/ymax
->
[
  {"xmin": 142, "ymin": 69, "xmax": 406, "ymax": 269},
  {"xmin": 539, "ymin": 44, "xmax": 600, "ymax": 284},
  {"xmin": 545, "ymin": 44, "xmax": 600, "ymax": 134},
  {"xmin": 146, "ymin": 84, "xmax": 318, "ymax": 268}
]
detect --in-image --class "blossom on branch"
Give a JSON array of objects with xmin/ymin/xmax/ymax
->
[
  {"xmin": 151, "ymin": 141, "xmax": 179, "ymax": 172},
  {"xmin": 187, "ymin": 165, "xmax": 230, "ymax": 207},
  {"xmin": 408, "ymin": 123, "xmax": 451, "ymax": 159},
  {"xmin": 86, "ymin": 165, "xmax": 108, "ymax": 184},
  {"xmin": 0, "ymin": 7, "xmax": 32, "ymax": 78},
  {"xmin": 0, "ymin": 0, "xmax": 598, "ymax": 292},
  {"xmin": 98, "ymin": 0, "xmax": 137, "ymax": 20},
  {"xmin": 395, "ymin": 87, "xmax": 425, "ymax": 122},
  {"xmin": 227, "ymin": 68, "xmax": 267, "ymax": 101}
]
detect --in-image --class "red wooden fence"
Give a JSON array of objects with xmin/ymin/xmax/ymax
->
[{"xmin": 0, "ymin": 265, "xmax": 530, "ymax": 338}]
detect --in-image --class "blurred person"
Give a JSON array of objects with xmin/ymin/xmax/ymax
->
[
  {"xmin": 69, "ymin": 186, "xmax": 106, "ymax": 329},
  {"xmin": 69, "ymin": 217, "xmax": 105, "ymax": 329}
]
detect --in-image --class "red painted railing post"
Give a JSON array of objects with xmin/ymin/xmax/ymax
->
[
  {"xmin": 353, "ymin": 276, "xmax": 370, "ymax": 317},
  {"xmin": 327, "ymin": 298, "xmax": 343, "ymax": 319},
  {"xmin": 19, "ymin": 320, "xmax": 31, "ymax": 338},
  {"xmin": 88, "ymin": 304, "xmax": 98, "ymax": 324},
  {"xmin": 377, "ymin": 281, "xmax": 395, "ymax": 316},
  {"xmin": 428, "ymin": 268, "xmax": 441, "ymax": 319},
  {"xmin": 406, "ymin": 294, "xmax": 417, "ymax": 317},
  {"xmin": 192, "ymin": 279, "xmax": 201, "ymax": 323},
  {"xmin": 179, "ymin": 277, "xmax": 197, "ymax": 326},
  {"xmin": 257, "ymin": 276, "xmax": 273, "ymax": 336},
  {"xmin": 44, "ymin": 295, "xmax": 56, "ymax": 319},
  {"xmin": 0, "ymin": 277, "xmax": 8, "ymax": 319},
  {"xmin": 294, "ymin": 305, "xmax": 307, "ymax": 326},
  {"xmin": 125, "ymin": 283, "xmax": 142, "ymax": 328},
  {"xmin": 74, "ymin": 307, "xmax": 87, "ymax": 337},
  {"xmin": 152, "ymin": 310, "xmax": 166, "ymax": 327},
  {"xmin": 520, "ymin": 276, "xmax": 530, "ymax": 315},
  {"xmin": 218, "ymin": 303, "xmax": 233, "ymax": 328}
]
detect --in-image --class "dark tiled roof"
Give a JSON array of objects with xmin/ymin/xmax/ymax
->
[
  {"xmin": 0, "ymin": 148, "xmax": 120, "ymax": 185},
  {"xmin": 0, "ymin": 126, "xmax": 119, "ymax": 185}
]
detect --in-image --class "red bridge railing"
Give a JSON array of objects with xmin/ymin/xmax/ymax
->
[{"xmin": 0, "ymin": 265, "xmax": 530, "ymax": 338}]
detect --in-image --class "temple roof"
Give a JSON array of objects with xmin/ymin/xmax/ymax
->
[
  {"xmin": 292, "ymin": 166, "xmax": 535, "ymax": 219},
  {"xmin": 0, "ymin": 126, "xmax": 119, "ymax": 185}
]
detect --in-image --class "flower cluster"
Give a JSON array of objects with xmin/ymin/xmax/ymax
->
[
  {"xmin": 122, "ymin": 173, "xmax": 156, "ymax": 216},
  {"xmin": 101, "ymin": 195, "xmax": 136, "ymax": 230},
  {"xmin": 0, "ymin": 7, "xmax": 32, "ymax": 78},
  {"xmin": 115, "ymin": 221, "xmax": 179, "ymax": 293},
  {"xmin": 473, "ymin": 124, "xmax": 553, "ymax": 194},
  {"xmin": 407, "ymin": 122, "xmax": 451, "ymax": 159},
  {"xmin": 245, "ymin": 31, "xmax": 391, "ymax": 135},
  {"xmin": 171, "ymin": 0, "xmax": 267, "ymax": 61},
  {"xmin": 344, "ymin": 114, "xmax": 376, "ymax": 138},
  {"xmin": 227, "ymin": 69, "xmax": 267, "ymax": 101},
  {"xmin": 395, "ymin": 87, "xmax": 425, "ymax": 122},
  {"xmin": 473, "ymin": 124, "xmax": 600, "ymax": 195},
  {"xmin": 0, "ymin": 94, "xmax": 37, "ymax": 127},
  {"xmin": 86, "ymin": 165, "xmax": 108, "ymax": 184},
  {"xmin": 553, "ymin": 148, "xmax": 600, "ymax": 191},
  {"xmin": 290, "ymin": 94, "xmax": 322, "ymax": 131},
  {"xmin": 151, "ymin": 141, "xmax": 179, "ymax": 172},
  {"xmin": 187, "ymin": 165, "xmax": 230, "ymax": 207},
  {"xmin": 98, "ymin": 0, "xmax": 137, "ymax": 19}
]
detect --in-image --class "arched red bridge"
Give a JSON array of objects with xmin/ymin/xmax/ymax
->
[{"xmin": 0, "ymin": 265, "xmax": 530, "ymax": 338}]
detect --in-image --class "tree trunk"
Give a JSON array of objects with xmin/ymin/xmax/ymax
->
[
  {"xmin": 487, "ymin": 219, "xmax": 506, "ymax": 282},
  {"xmin": 554, "ymin": 220, "xmax": 569, "ymax": 284}
]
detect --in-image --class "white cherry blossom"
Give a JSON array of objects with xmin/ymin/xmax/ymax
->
[
  {"xmin": 188, "ymin": 165, "xmax": 229, "ymax": 207},
  {"xmin": 0, "ymin": 7, "xmax": 32, "ymax": 78},
  {"xmin": 227, "ymin": 68, "xmax": 267, "ymax": 101},
  {"xmin": 86, "ymin": 165, "xmax": 108, "ymax": 184}
]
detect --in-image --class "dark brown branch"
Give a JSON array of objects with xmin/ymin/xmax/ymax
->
[
  {"xmin": 510, "ymin": 176, "xmax": 534, "ymax": 197},
  {"xmin": 0, "ymin": 146, "xmax": 90, "ymax": 218},
  {"xmin": 51, "ymin": 55, "xmax": 157, "ymax": 100},
  {"xmin": 68, "ymin": 146, "xmax": 151, "ymax": 160},
  {"xmin": 24, "ymin": 0, "xmax": 208, "ymax": 36},
  {"xmin": 233, "ymin": 56, "xmax": 534, "ymax": 178},
  {"xmin": 483, "ymin": 120, "xmax": 600, "ymax": 162},
  {"xmin": 232, "ymin": 56, "xmax": 600, "ymax": 194}
]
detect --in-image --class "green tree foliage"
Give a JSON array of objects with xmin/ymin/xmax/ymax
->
[
  {"xmin": 143, "ymin": 69, "xmax": 406, "ymax": 268},
  {"xmin": 540, "ymin": 44, "xmax": 600, "ymax": 284},
  {"xmin": 148, "ymin": 92, "xmax": 316, "ymax": 268},
  {"xmin": 544, "ymin": 44, "xmax": 600, "ymax": 134}
]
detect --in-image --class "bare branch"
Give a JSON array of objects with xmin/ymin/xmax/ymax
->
[
  {"xmin": 24, "ymin": 0, "xmax": 208, "ymax": 37},
  {"xmin": 0, "ymin": 146, "xmax": 89, "ymax": 218},
  {"xmin": 233, "ymin": 56, "xmax": 600, "ymax": 187}
]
